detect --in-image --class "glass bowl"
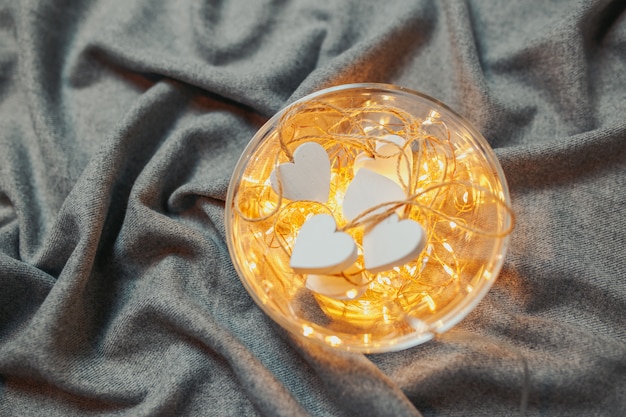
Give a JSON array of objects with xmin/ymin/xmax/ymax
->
[{"xmin": 225, "ymin": 83, "xmax": 513, "ymax": 353}]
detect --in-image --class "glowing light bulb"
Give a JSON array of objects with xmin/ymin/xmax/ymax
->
[{"xmin": 325, "ymin": 335, "xmax": 342, "ymax": 346}]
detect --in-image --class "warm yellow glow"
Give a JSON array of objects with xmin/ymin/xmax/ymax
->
[
  {"xmin": 382, "ymin": 306, "xmax": 391, "ymax": 323},
  {"xmin": 422, "ymin": 110, "xmax": 440, "ymax": 125},
  {"xmin": 424, "ymin": 295, "xmax": 436, "ymax": 311},
  {"xmin": 346, "ymin": 289, "xmax": 359, "ymax": 299},
  {"xmin": 325, "ymin": 335, "xmax": 342, "ymax": 346},
  {"xmin": 228, "ymin": 94, "xmax": 514, "ymax": 350},
  {"xmin": 263, "ymin": 200, "xmax": 277, "ymax": 212},
  {"xmin": 377, "ymin": 276, "xmax": 392, "ymax": 285}
]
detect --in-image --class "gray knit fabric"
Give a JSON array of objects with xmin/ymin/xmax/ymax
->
[{"xmin": 0, "ymin": 1, "xmax": 624, "ymax": 416}]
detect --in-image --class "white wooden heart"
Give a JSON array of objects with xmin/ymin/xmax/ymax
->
[
  {"xmin": 353, "ymin": 134, "xmax": 413, "ymax": 186},
  {"xmin": 305, "ymin": 265, "xmax": 369, "ymax": 300},
  {"xmin": 270, "ymin": 142, "xmax": 330, "ymax": 203},
  {"xmin": 290, "ymin": 214, "xmax": 358, "ymax": 275},
  {"xmin": 363, "ymin": 214, "xmax": 427, "ymax": 273},
  {"xmin": 342, "ymin": 168, "xmax": 406, "ymax": 221}
]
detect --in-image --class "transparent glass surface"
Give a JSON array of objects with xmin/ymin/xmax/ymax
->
[{"xmin": 225, "ymin": 83, "xmax": 513, "ymax": 353}]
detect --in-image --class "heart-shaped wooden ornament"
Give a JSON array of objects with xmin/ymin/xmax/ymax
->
[
  {"xmin": 363, "ymin": 214, "xmax": 427, "ymax": 273},
  {"xmin": 354, "ymin": 134, "xmax": 413, "ymax": 185},
  {"xmin": 290, "ymin": 214, "xmax": 358, "ymax": 275},
  {"xmin": 270, "ymin": 142, "xmax": 330, "ymax": 203},
  {"xmin": 305, "ymin": 265, "xmax": 369, "ymax": 300},
  {"xmin": 342, "ymin": 168, "xmax": 406, "ymax": 222}
]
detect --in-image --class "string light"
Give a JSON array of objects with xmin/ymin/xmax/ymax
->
[{"xmin": 226, "ymin": 84, "xmax": 514, "ymax": 352}]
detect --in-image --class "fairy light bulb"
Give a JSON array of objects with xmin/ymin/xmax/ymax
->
[{"xmin": 225, "ymin": 84, "xmax": 514, "ymax": 353}]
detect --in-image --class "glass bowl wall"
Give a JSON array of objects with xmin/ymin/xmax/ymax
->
[{"xmin": 225, "ymin": 83, "xmax": 512, "ymax": 353}]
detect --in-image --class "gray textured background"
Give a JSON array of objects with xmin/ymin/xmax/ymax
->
[{"xmin": 0, "ymin": 0, "xmax": 624, "ymax": 416}]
